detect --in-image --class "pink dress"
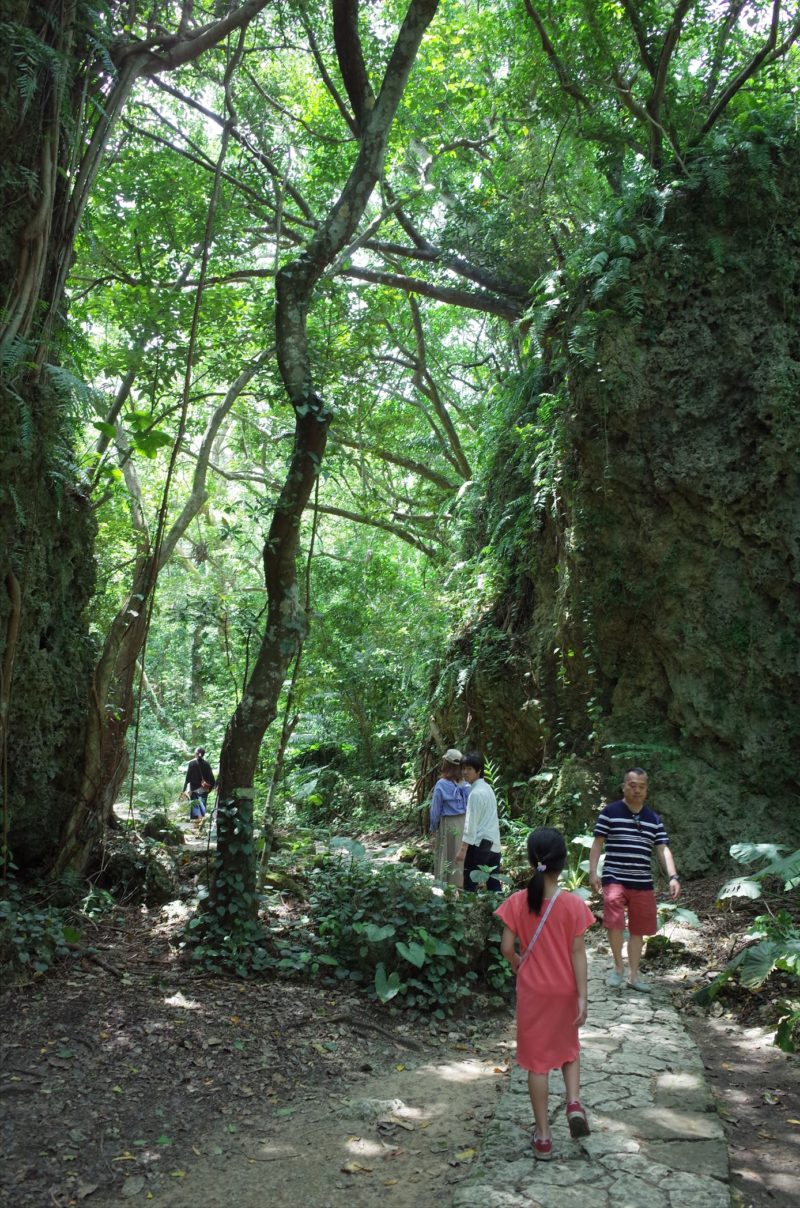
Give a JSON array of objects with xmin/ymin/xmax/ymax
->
[{"xmin": 495, "ymin": 890, "xmax": 595, "ymax": 1074}]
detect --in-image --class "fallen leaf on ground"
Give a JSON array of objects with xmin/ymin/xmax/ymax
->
[
  {"xmin": 341, "ymin": 1161, "xmax": 373, "ymax": 1174},
  {"xmin": 455, "ymin": 1148, "xmax": 477, "ymax": 1161}
]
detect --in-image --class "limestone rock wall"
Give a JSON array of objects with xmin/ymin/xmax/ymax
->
[{"xmin": 431, "ymin": 135, "xmax": 800, "ymax": 873}]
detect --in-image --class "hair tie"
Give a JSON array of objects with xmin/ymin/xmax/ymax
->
[{"xmin": 536, "ymin": 862, "xmax": 547, "ymax": 873}]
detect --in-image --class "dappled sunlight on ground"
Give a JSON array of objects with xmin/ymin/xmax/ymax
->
[{"xmin": 163, "ymin": 991, "xmax": 202, "ymax": 1011}]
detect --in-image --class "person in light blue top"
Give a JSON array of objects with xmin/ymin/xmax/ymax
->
[{"xmin": 430, "ymin": 748, "xmax": 468, "ymax": 888}]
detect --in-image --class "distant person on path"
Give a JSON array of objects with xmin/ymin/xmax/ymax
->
[
  {"xmin": 589, "ymin": 767, "xmax": 681, "ymax": 992},
  {"xmin": 183, "ymin": 747, "xmax": 216, "ymax": 826},
  {"xmin": 429, "ymin": 748, "xmax": 468, "ymax": 888},
  {"xmin": 455, "ymin": 751, "xmax": 502, "ymax": 892},
  {"xmin": 495, "ymin": 827, "xmax": 594, "ymax": 1160}
]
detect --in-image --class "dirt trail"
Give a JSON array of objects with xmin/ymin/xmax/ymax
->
[
  {"xmin": 99, "ymin": 1040, "xmax": 514, "ymax": 1208},
  {"xmin": 1, "ymin": 905, "xmax": 514, "ymax": 1208}
]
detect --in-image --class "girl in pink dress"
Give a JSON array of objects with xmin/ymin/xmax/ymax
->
[{"xmin": 495, "ymin": 828, "xmax": 595, "ymax": 1160}]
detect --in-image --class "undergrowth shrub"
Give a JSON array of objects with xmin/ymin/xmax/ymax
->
[
  {"xmin": 303, "ymin": 850, "xmax": 512, "ymax": 1015},
  {"xmin": 0, "ymin": 876, "xmax": 81, "ymax": 979},
  {"xmin": 695, "ymin": 843, "xmax": 800, "ymax": 1051}
]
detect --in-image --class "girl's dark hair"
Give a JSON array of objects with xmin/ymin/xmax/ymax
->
[
  {"xmin": 462, "ymin": 751, "xmax": 484, "ymax": 776},
  {"xmin": 526, "ymin": 827, "xmax": 567, "ymax": 914}
]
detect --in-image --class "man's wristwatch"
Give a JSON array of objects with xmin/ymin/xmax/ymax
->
[{"xmin": 669, "ymin": 874, "xmax": 680, "ymax": 882}]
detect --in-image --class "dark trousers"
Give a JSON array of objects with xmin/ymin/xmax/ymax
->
[{"xmin": 463, "ymin": 841, "xmax": 501, "ymax": 893}]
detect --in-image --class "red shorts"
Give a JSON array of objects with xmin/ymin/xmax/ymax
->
[{"xmin": 602, "ymin": 883, "xmax": 657, "ymax": 936}]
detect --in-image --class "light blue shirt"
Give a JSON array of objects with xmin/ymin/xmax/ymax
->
[{"xmin": 429, "ymin": 778, "xmax": 468, "ymax": 832}]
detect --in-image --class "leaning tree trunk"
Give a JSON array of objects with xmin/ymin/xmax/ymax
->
[
  {"xmin": 209, "ymin": 0, "xmax": 440, "ymax": 930},
  {"xmin": 52, "ymin": 356, "xmax": 269, "ymax": 878}
]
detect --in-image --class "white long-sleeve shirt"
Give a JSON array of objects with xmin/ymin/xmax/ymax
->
[{"xmin": 462, "ymin": 778, "xmax": 501, "ymax": 852}]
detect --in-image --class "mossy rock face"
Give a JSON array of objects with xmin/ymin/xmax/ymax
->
[
  {"xmin": 396, "ymin": 845, "xmax": 433, "ymax": 872},
  {"xmin": 143, "ymin": 812, "xmax": 185, "ymax": 846},
  {"xmin": 97, "ymin": 833, "xmax": 179, "ymax": 905},
  {"xmin": 262, "ymin": 870, "xmax": 308, "ymax": 900},
  {"xmin": 431, "ymin": 132, "xmax": 800, "ymax": 875}
]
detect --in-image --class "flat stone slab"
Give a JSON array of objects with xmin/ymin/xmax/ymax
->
[{"xmin": 456, "ymin": 948, "xmax": 730, "ymax": 1206}]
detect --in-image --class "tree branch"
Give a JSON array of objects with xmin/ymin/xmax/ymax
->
[
  {"xmin": 698, "ymin": 0, "xmax": 784, "ymax": 138},
  {"xmin": 329, "ymin": 433, "xmax": 460, "ymax": 490},
  {"xmin": 333, "ymin": 0, "xmax": 376, "ymax": 132},
  {"xmin": 340, "ymin": 265, "xmax": 522, "ymax": 320},
  {"xmin": 647, "ymin": 0, "xmax": 695, "ymax": 165},
  {"xmin": 408, "ymin": 297, "xmax": 471, "ymax": 479},
  {"xmin": 299, "ymin": 4, "xmax": 360, "ymax": 136},
  {"xmin": 621, "ymin": 0, "xmax": 656, "ymax": 77},
  {"xmin": 523, "ymin": 1, "xmax": 589, "ymax": 106},
  {"xmin": 113, "ymin": 0, "xmax": 272, "ymax": 76}
]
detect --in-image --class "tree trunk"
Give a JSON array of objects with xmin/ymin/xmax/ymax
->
[{"xmin": 209, "ymin": 0, "xmax": 440, "ymax": 929}]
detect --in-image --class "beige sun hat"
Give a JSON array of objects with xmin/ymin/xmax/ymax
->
[{"xmin": 443, "ymin": 748, "xmax": 463, "ymax": 763}]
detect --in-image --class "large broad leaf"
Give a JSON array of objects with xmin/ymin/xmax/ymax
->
[
  {"xmin": 718, "ymin": 876, "xmax": 762, "ymax": 901},
  {"xmin": 374, "ymin": 962, "xmax": 402, "ymax": 1003},
  {"xmin": 658, "ymin": 905, "xmax": 701, "ymax": 929},
  {"xmin": 396, "ymin": 941, "xmax": 426, "ymax": 968},
  {"xmin": 694, "ymin": 950, "xmax": 745, "ymax": 1006},
  {"xmin": 729, "ymin": 842, "xmax": 786, "ymax": 866},
  {"xmin": 760, "ymin": 849, "xmax": 800, "ymax": 890},
  {"xmin": 365, "ymin": 923, "xmax": 396, "ymax": 943},
  {"xmin": 738, "ymin": 941, "xmax": 782, "ymax": 990},
  {"xmin": 775, "ymin": 1007, "xmax": 800, "ymax": 1054}
]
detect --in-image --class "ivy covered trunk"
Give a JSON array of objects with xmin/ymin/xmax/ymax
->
[
  {"xmin": 431, "ymin": 133, "xmax": 800, "ymax": 874},
  {"xmin": 0, "ymin": 0, "xmax": 97, "ymax": 870},
  {"xmin": 1, "ymin": 1, "xmax": 272, "ymax": 874}
]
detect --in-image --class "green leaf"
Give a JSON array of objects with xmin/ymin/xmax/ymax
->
[
  {"xmin": 729, "ymin": 842, "xmax": 785, "ymax": 865},
  {"xmin": 374, "ymin": 962, "xmax": 402, "ymax": 1003},
  {"xmin": 738, "ymin": 941, "xmax": 782, "ymax": 990},
  {"xmin": 396, "ymin": 941, "xmax": 426, "ymax": 968},
  {"xmin": 365, "ymin": 923, "xmax": 396, "ymax": 943},
  {"xmin": 718, "ymin": 876, "xmax": 761, "ymax": 901}
]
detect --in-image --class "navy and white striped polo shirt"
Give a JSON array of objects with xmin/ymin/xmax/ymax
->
[{"xmin": 594, "ymin": 799, "xmax": 669, "ymax": 889}]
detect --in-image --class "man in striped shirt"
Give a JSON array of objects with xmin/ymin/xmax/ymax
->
[{"xmin": 589, "ymin": 768, "xmax": 681, "ymax": 992}]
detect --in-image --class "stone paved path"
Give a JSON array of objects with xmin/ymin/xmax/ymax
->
[{"xmin": 454, "ymin": 952, "xmax": 731, "ymax": 1208}]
